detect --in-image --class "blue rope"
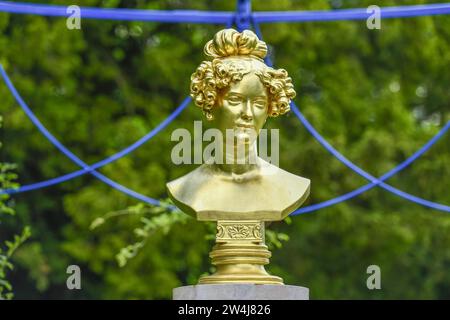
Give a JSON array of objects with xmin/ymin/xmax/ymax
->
[
  {"xmin": 0, "ymin": 65, "xmax": 189, "ymax": 195},
  {"xmin": 291, "ymin": 102, "xmax": 450, "ymax": 214},
  {"xmin": 252, "ymin": 21, "xmax": 450, "ymax": 213},
  {"xmin": 1, "ymin": 1, "xmax": 449, "ymax": 23},
  {"xmin": 0, "ymin": 64, "xmax": 189, "ymax": 206},
  {"xmin": 253, "ymin": 3, "xmax": 450, "ymax": 23},
  {"xmin": 2, "ymin": 1, "xmax": 449, "ymax": 213},
  {"xmin": 292, "ymin": 118, "xmax": 450, "ymax": 214},
  {"xmin": 0, "ymin": 1, "xmax": 233, "ymax": 24},
  {"xmin": 235, "ymin": 0, "xmax": 252, "ymax": 31}
]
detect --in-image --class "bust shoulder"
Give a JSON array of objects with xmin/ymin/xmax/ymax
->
[{"xmin": 167, "ymin": 159, "xmax": 310, "ymax": 221}]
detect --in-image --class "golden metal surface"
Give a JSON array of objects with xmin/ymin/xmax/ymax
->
[
  {"xmin": 199, "ymin": 221, "xmax": 283, "ymax": 285},
  {"xmin": 216, "ymin": 220, "xmax": 264, "ymax": 242},
  {"xmin": 166, "ymin": 29, "xmax": 310, "ymax": 284}
]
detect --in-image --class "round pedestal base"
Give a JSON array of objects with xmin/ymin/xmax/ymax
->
[
  {"xmin": 198, "ymin": 272, "xmax": 283, "ymax": 285},
  {"xmin": 199, "ymin": 241, "xmax": 283, "ymax": 285},
  {"xmin": 173, "ymin": 284, "xmax": 309, "ymax": 300}
]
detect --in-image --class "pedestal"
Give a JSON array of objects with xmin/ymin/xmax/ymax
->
[
  {"xmin": 173, "ymin": 284, "xmax": 309, "ymax": 300},
  {"xmin": 199, "ymin": 220, "xmax": 283, "ymax": 284}
]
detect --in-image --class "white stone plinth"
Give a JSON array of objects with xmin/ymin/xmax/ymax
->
[{"xmin": 173, "ymin": 284, "xmax": 309, "ymax": 300}]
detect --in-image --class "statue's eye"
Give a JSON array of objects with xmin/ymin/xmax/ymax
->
[
  {"xmin": 226, "ymin": 95, "xmax": 242, "ymax": 105},
  {"xmin": 254, "ymin": 99, "xmax": 267, "ymax": 109}
]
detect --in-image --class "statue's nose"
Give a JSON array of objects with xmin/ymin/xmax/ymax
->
[
  {"xmin": 241, "ymin": 112, "xmax": 253, "ymax": 121},
  {"xmin": 241, "ymin": 101, "xmax": 253, "ymax": 121}
]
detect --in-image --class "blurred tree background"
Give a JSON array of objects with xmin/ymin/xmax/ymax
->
[{"xmin": 0, "ymin": 0, "xmax": 449, "ymax": 299}]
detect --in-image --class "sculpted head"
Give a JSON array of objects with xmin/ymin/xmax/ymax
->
[{"xmin": 190, "ymin": 29, "xmax": 296, "ymax": 142}]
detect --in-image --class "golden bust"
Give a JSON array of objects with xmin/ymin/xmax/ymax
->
[{"xmin": 167, "ymin": 29, "xmax": 310, "ymax": 222}]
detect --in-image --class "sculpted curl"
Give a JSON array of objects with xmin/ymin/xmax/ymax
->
[{"xmin": 190, "ymin": 29, "xmax": 296, "ymax": 120}]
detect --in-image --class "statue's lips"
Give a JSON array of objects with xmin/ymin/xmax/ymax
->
[{"xmin": 235, "ymin": 124, "xmax": 255, "ymax": 129}]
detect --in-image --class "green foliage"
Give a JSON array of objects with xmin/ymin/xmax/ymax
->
[
  {"xmin": 0, "ymin": 117, "xmax": 31, "ymax": 300},
  {"xmin": 90, "ymin": 200, "xmax": 191, "ymax": 267},
  {"xmin": 0, "ymin": 0, "xmax": 449, "ymax": 299},
  {"xmin": 0, "ymin": 227, "xmax": 31, "ymax": 300},
  {"xmin": 91, "ymin": 199, "xmax": 290, "ymax": 268}
]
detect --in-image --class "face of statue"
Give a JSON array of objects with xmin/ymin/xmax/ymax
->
[{"xmin": 215, "ymin": 72, "xmax": 268, "ymax": 145}]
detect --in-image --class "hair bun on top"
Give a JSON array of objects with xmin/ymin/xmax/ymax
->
[{"xmin": 204, "ymin": 29, "xmax": 267, "ymax": 60}]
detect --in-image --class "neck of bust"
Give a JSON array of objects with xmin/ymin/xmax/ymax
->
[{"xmin": 216, "ymin": 140, "xmax": 260, "ymax": 175}]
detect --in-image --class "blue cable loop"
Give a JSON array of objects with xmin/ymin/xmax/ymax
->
[
  {"xmin": 251, "ymin": 21, "xmax": 450, "ymax": 213},
  {"xmin": 1, "ymin": 2, "xmax": 448, "ymax": 213},
  {"xmin": 1, "ymin": 1, "xmax": 449, "ymax": 23},
  {"xmin": 253, "ymin": 3, "xmax": 450, "ymax": 23},
  {"xmin": 0, "ymin": 1, "xmax": 233, "ymax": 24},
  {"xmin": 293, "ymin": 121, "xmax": 450, "ymax": 214},
  {"xmin": 0, "ymin": 65, "xmax": 190, "ymax": 195},
  {"xmin": 291, "ymin": 103, "xmax": 450, "ymax": 214},
  {"xmin": 0, "ymin": 64, "xmax": 189, "ymax": 207}
]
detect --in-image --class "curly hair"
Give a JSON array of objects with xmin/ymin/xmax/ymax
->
[{"xmin": 190, "ymin": 29, "xmax": 296, "ymax": 120}]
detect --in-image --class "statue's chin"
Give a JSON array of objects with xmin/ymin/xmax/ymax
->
[
  {"xmin": 234, "ymin": 141, "xmax": 255, "ymax": 149},
  {"xmin": 234, "ymin": 133, "xmax": 257, "ymax": 144}
]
